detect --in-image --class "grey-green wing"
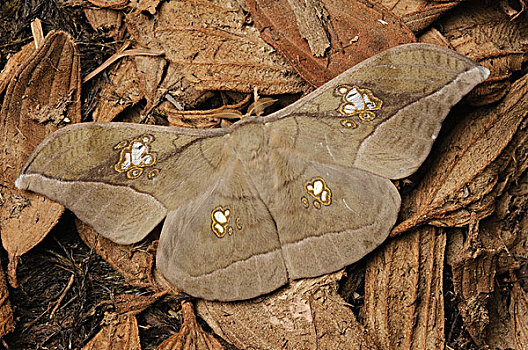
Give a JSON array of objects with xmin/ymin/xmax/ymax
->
[{"xmin": 264, "ymin": 43, "xmax": 489, "ymax": 179}]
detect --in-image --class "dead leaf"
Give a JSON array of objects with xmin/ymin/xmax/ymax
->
[
  {"xmin": 134, "ymin": 55, "xmax": 167, "ymax": 113},
  {"xmin": 82, "ymin": 313, "xmax": 141, "ymax": 350},
  {"xmin": 392, "ymin": 71, "xmax": 528, "ymax": 236},
  {"xmin": 247, "ymin": 0, "xmax": 415, "ymax": 87},
  {"xmin": 125, "ymin": 0, "xmax": 307, "ymax": 97},
  {"xmin": 477, "ymin": 171, "xmax": 528, "ymax": 275},
  {"xmin": 434, "ymin": 0, "xmax": 528, "ymax": 105},
  {"xmin": 445, "ymin": 166, "xmax": 528, "ymax": 348},
  {"xmin": 79, "ymin": 276, "xmax": 165, "ymax": 349},
  {"xmin": 363, "ymin": 226, "xmax": 446, "ymax": 349},
  {"xmin": 114, "ymin": 292, "xmax": 166, "ymax": 315},
  {"xmin": 0, "ymin": 30, "xmax": 81, "ymax": 287},
  {"xmin": 157, "ymin": 300, "xmax": 224, "ymax": 350},
  {"xmin": 91, "ymin": 58, "xmax": 144, "ymax": 122},
  {"xmin": 196, "ymin": 271, "xmax": 378, "ymax": 349},
  {"xmin": 0, "ymin": 42, "xmax": 34, "ymax": 95},
  {"xmin": 76, "ymin": 220, "xmax": 156, "ymax": 289},
  {"xmin": 83, "ymin": 45, "xmax": 164, "ymax": 84},
  {"xmin": 378, "ymin": 0, "xmax": 461, "ymax": 33}
]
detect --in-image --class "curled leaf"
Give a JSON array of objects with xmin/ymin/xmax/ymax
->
[
  {"xmin": 246, "ymin": 0, "xmax": 415, "ymax": 87},
  {"xmin": 0, "ymin": 30, "xmax": 81, "ymax": 287}
]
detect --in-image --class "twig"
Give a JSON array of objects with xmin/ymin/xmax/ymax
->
[
  {"xmin": 30, "ymin": 19, "xmax": 45, "ymax": 50},
  {"xmin": 49, "ymin": 273, "xmax": 75, "ymax": 319},
  {"xmin": 83, "ymin": 42, "xmax": 164, "ymax": 83}
]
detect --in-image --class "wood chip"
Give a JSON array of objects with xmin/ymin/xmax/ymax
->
[
  {"xmin": 0, "ymin": 30, "xmax": 81, "ymax": 287},
  {"xmin": 196, "ymin": 271, "xmax": 378, "ymax": 349},
  {"xmin": 364, "ymin": 226, "xmax": 446, "ymax": 349},
  {"xmin": 246, "ymin": 0, "xmax": 415, "ymax": 87}
]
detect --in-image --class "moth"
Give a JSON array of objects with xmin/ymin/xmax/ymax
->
[{"xmin": 16, "ymin": 44, "xmax": 489, "ymax": 301}]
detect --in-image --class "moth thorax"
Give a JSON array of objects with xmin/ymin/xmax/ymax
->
[{"xmin": 230, "ymin": 124, "xmax": 266, "ymax": 161}]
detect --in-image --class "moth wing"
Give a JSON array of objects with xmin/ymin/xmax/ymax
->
[
  {"xmin": 265, "ymin": 43, "xmax": 490, "ymax": 179},
  {"xmin": 15, "ymin": 122, "xmax": 229, "ymax": 244},
  {"xmin": 156, "ymin": 158, "xmax": 287, "ymax": 301},
  {"xmin": 265, "ymin": 148, "xmax": 400, "ymax": 279}
]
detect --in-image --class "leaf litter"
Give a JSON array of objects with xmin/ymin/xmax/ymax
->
[{"xmin": 0, "ymin": 0, "xmax": 527, "ymax": 349}]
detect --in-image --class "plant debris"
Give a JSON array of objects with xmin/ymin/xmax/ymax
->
[
  {"xmin": 0, "ymin": 29, "xmax": 81, "ymax": 288},
  {"xmin": 0, "ymin": 0, "xmax": 527, "ymax": 349}
]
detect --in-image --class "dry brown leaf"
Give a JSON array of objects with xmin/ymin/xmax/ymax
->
[
  {"xmin": 82, "ymin": 313, "xmax": 141, "ymax": 350},
  {"xmin": 247, "ymin": 0, "xmax": 415, "ymax": 87},
  {"xmin": 114, "ymin": 292, "xmax": 166, "ymax": 314},
  {"xmin": 157, "ymin": 301, "xmax": 224, "ymax": 350},
  {"xmin": 418, "ymin": 27, "xmax": 452, "ymax": 48},
  {"xmin": 392, "ymin": 71, "xmax": 528, "ymax": 236},
  {"xmin": 0, "ymin": 264, "xmax": 15, "ymax": 338},
  {"xmin": 0, "ymin": 30, "xmax": 81, "ymax": 287},
  {"xmin": 196, "ymin": 271, "xmax": 378, "ymax": 350},
  {"xmin": 84, "ymin": 7, "xmax": 124, "ymax": 40},
  {"xmin": 125, "ymin": 0, "xmax": 307, "ymax": 97},
  {"xmin": 433, "ymin": 0, "xmax": 528, "ymax": 105},
  {"xmin": 378, "ymin": 0, "xmax": 461, "ymax": 33},
  {"xmin": 134, "ymin": 55, "xmax": 167, "ymax": 113},
  {"xmin": 91, "ymin": 58, "xmax": 143, "ymax": 122},
  {"xmin": 474, "ymin": 172, "xmax": 528, "ymax": 350},
  {"xmin": 76, "ymin": 220, "xmax": 156, "ymax": 289},
  {"xmin": 363, "ymin": 226, "xmax": 446, "ymax": 349},
  {"xmin": 0, "ymin": 42, "xmax": 34, "ymax": 96},
  {"xmin": 510, "ymin": 280, "xmax": 528, "ymax": 349},
  {"xmin": 81, "ymin": 291, "xmax": 164, "ymax": 349}
]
